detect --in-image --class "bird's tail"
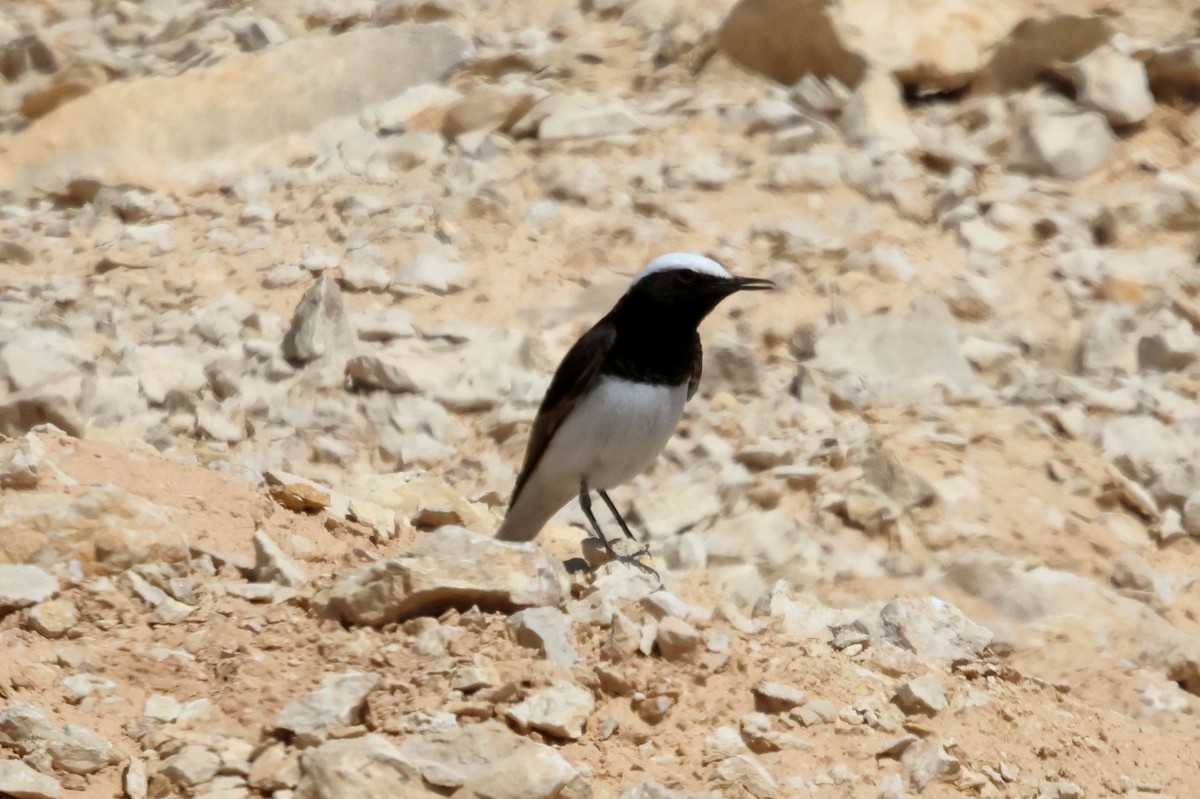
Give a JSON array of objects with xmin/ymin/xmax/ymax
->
[{"xmin": 495, "ymin": 478, "xmax": 573, "ymax": 542}]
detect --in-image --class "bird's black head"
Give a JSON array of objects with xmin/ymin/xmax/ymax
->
[{"xmin": 618, "ymin": 253, "xmax": 774, "ymax": 328}]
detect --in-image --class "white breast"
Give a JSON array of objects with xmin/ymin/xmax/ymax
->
[{"xmin": 541, "ymin": 376, "xmax": 688, "ymax": 492}]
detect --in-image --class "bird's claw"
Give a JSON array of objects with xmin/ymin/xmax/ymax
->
[
  {"xmin": 616, "ymin": 554, "xmax": 661, "ymax": 584},
  {"xmin": 580, "ymin": 536, "xmax": 661, "ymax": 583},
  {"xmin": 605, "ymin": 540, "xmax": 660, "ymax": 582}
]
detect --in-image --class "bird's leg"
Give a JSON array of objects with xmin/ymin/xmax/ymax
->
[
  {"xmin": 579, "ymin": 482, "xmax": 617, "ymax": 556},
  {"xmin": 597, "ymin": 489, "xmax": 648, "ymax": 556},
  {"xmin": 597, "ymin": 490, "xmax": 637, "ymax": 540},
  {"xmin": 581, "ymin": 483, "xmax": 658, "ymax": 582}
]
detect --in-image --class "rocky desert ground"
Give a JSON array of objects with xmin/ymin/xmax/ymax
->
[{"xmin": 2, "ymin": 0, "xmax": 1200, "ymax": 797}]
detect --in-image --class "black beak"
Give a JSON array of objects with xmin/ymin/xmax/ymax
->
[{"xmin": 727, "ymin": 275, "xmax": 775, "ymax": 292}]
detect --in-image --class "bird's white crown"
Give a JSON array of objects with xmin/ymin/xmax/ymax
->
[{"xmin": 631, "ymin": 252, "xmax": 731, "ymax": 286}]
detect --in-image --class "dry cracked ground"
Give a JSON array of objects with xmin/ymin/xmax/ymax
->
[{"xmin": 2, "ymin": 0, "xmax": 1200, "ymax": 797}]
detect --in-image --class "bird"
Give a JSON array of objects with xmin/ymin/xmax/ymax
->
[{"xmin": 495, "ymin": 251, "xmax": 773, "ymax": 552}]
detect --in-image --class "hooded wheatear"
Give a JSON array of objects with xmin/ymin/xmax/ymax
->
[{"xmin": 496, "ymin": 252, "xmax": 773, "ymax": 551}]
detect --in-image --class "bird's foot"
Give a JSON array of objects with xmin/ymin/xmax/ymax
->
[
  {"xmin": 581, "ymin": 536, "xmax": 661, "ymax": 583},
  {"xmin": 615, "ymin": 554, "xmax": 661, "ymax": 584}
]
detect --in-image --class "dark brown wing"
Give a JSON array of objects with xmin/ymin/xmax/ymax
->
[
  {"xmin": 687, "ymin": 334, "xmax": 702, "ymax": 400},
  {"xmin": 508, "ymin": 321, "xmax": 616, "ymax": 509}
]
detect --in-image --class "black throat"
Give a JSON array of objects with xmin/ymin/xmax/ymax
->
[
  {"xmin": 600, "ymin": 310, "xmax": 700, "ymax": 386},
  {"xmin": 597, "ymin": 278, "xmax": 725, "ymax": 386}
]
